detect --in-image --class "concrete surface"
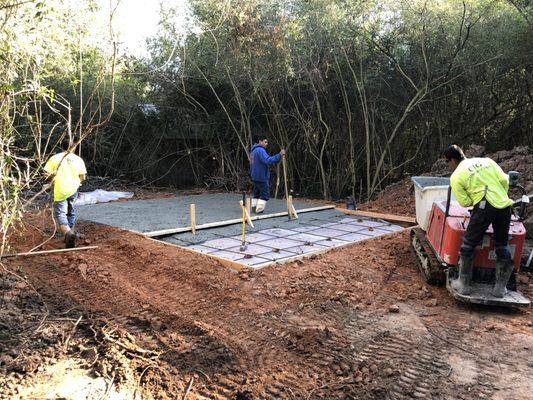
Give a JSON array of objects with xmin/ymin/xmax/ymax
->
[
  {"xmin": 162, "ymin": 210, "xmax": 405, "ymax": 269},
  {"xmin": 76, "ymin": 194, "xmax": 405, "ymax": 269},
  {"xmin": 77, "ymin": 193, "xmax": 324, "ymax": 234}
]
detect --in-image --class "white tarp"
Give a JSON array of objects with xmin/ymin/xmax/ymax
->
[{"xmin": 75, "ymin": 189, "xmax": 134, "ymax": 206}]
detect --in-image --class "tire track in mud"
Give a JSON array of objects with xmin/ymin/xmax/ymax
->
[
  {"xmin": 259, "ymin": 304, "xmax": 382, "ymax": 399},
  {"xmin": 387, "ymin": 336, "xmax": 447, "ymax": 400},
  {"xmin": 27, "ymin": 257, "xmax": 250, "ymax": 399},
  {"xmin": 111, "ymin": 290, "xmax": 251, "ymax": 399},
  {"xmin": 260, "ymin": 306, "xmax": 347, "ymax": 399},
  {"xmin": 423, "ymin": 323, "xmax": 501, "ymax": 400},
  {"xmin": 342, "ymin": 311, "xmax": 444, "ymax": 399},
  {"xmin": 115, "ymin": 303, "xmax": 317, "ymax": 399}
]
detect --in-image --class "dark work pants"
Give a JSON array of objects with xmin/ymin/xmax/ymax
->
[
  {"xmin": 252, "ymin": 180, "xmax": 270, "ymax": 201},
  {"xmin": 460, "ymin": 202, "xmax": 512, "ymax": 262}
]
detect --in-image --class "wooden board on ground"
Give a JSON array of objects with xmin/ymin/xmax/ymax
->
[
  {"xmin": 336, "ymin": 208, "xmax": 416, "ymax": 224},
  {"xmin": 0, "ymin": 246, "xmax": 99, "ymax": 259}
]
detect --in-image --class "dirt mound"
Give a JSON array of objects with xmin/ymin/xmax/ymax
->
[
  {"xmin": 357, "ymin": 178, "xmax": 415, "ymax": 216},
  {"xmin": 429, "ymin": 144, "xmax": 487, "ymax": 175},
  {"xmin": 2, "ymin": 212, "xmax": 532, "ymax": 398},
  {"xmin": 361, "ymin": 145, "xmax": 533, "ymax": 238}
]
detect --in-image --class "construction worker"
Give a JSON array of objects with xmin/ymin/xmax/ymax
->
[
  {"xmin": 250, "ymin": 134, "xmax": 285, "ymax": 213},
  {"xmin": 44, "ymin": 137, "xmax": 87, "ymax": 248},
  {"xmin": 443, "ymin": 144, "xmax": 514, "ymax": 297}
]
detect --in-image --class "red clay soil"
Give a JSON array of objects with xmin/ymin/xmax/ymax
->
[
  {"xmin": 357, "ymin": 178, "xmax": 415, "ymax": 217},
  {"xmin": 1, "ymin": 208, "xmax": 532, "ymax": 399}
]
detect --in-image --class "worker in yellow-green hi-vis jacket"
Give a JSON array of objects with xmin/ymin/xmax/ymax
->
[
  {"xmin": 443, "ymin": 144, "xmax": 514, "ymax": 298},
  {"xmin": 44, "ymin": 136, "xmax": 87, "ymax": 249}
]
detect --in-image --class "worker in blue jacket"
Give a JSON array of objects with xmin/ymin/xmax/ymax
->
[{"xmin": 250, "ymin": 134, "xmax": 285, "ymax": 213}]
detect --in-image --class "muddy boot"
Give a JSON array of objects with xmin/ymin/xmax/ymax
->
[
  {"xmin": 64, "ymin": 230, "xmax": 77, "ymax": 249},
  {"xmin": 492, "ymin": 260, "xmax": 513, "ymax": 298},
  {"xmin": 451, "ymin": 256, "xmax": 473, "ymax": 295}
]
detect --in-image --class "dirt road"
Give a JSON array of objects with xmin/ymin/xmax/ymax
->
[{"xmin": 1, "ymin": 214, "xmax": 532, "ymax": 399}]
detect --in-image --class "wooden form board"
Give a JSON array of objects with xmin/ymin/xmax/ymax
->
[
  {"xmin": 0, "ymin": 246, "xmax": 99, "ymax": 259},
  {"xmin": 336, "ymin": 208, "xmax": 416, "ymax": 224},
  {"xmin": 145, "ymin": 205, "xmax": 335, "ymax": 237}
]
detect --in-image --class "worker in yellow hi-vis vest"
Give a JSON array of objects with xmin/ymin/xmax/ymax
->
[
  {"xmin": 44, "ymin": 137, "xmax": 87, "ymax": 248},
  {"xmin": 443, "ymin": 145, "xmax": 514, "ymax": 298}
]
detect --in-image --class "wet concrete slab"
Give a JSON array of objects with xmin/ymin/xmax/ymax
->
[
  {"xmin": 76, "ymin": 193, "xmax": 406, "ymax": 270},
  {"xmin": 77, "ymin": 193, "xmax": 326, "ymax": 234}
]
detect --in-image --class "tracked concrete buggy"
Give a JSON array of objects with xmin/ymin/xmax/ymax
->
[{"xmin": 410, "ymin": 176, "xmax": 530, "ymax": 307}]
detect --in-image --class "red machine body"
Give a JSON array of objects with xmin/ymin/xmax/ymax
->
[{"xmin": 425, "ymin": 200, "xmax": 525, "ymax": 269}]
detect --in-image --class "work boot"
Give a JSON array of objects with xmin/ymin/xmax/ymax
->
[
  {"xmin": 451, "ymin": 256, "xmax": 473, "ymax": 295},
  {"xmin": 492, "ymin": 259, "xmax": 514, "ymax": 298},
  {"xmin": 64, "ymin": 230, "xmax": 77, "ymax": 249},
  {"xmin": 255, "ymin": 199, "xmax": 266, "ymax": 213}
]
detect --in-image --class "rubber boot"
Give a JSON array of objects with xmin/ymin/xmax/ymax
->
[
  {"xmin": 492, "ymin": 260, "xmax": 513, "ymax": 298},
  {"xmin": 251, "ymin": 198, "xmax": 258, "ymax": 212},
  {"xmin": 255, "ymin": 199, "xmax": 266, "ymax": 213},
  {"xmin": 451, "ymin": 256, "xmax": 473, "ymax": 295},
  {"xmin": 64, "ymin": 230, "xmax": 77, "ymax": 249}
]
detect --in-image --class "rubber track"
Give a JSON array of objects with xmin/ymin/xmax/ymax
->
[{"xmin": 410, "ymin": 227, "xmax": 446, "ymax": 285}]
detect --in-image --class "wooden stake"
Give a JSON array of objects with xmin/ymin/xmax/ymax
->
[
  {"xmin": 288, "ymin": 195, "xmax": 298, "ymax": 219},
  {"xmin": 190, "ymin": 203, "xmax": 196, "ymax": 235},
  {"xmin": 0, "ymin": 246, "xmax": 98, "ymax": 259},
  {"xmin": 274, "ymin": 163, "xmax": 280, "ymax": 199},
  {"xmin": 245, "ymin": 196, "xmax": 251, "ymax": 217},
  {"xmin": 336, "ymin": 208, "xmax": 416, "ymax": 224},
  {"xmin": 281, "ymin": 155, "xmax": 291, "ymax": 218},
  {"xmin": 239, "ymin": 200, "xmax": 254, "ymax": 228},
  {"xmin": 240, "ymin": 199, "xmax": 247, "ymax": 251},
  {"xmin": 144, "ymin": 205, "xmax": 334, "ymax": 237}
]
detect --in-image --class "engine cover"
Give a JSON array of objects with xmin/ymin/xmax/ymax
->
[{"xmin": 425, "ymin": 200, "xmax": 525, "ymax": 269}]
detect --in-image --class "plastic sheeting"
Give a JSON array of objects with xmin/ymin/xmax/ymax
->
[{"xmin": 75, "ymin": 189, "xmax": 134, "ymax": 206}]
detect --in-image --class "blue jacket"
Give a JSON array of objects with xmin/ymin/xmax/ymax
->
[{"xmin": 250, "ymin": 144, "xmax": 281, "ymax": 182}]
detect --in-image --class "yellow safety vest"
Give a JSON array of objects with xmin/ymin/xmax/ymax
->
[{"xmin": 450, "ymin": 157, "xmax": 513, "ymax": 209}]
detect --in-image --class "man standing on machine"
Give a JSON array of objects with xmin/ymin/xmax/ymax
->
[{"xmin": 443, "ymin": 145, "xmax": 515, "ymax": 297}]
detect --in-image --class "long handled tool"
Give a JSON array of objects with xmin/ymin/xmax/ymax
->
[
  {"xmin": 281, "ymin": 155, "xmax": 298, "ymax": 220},
  {"xmin": 239, "ymin": 192, "xmax": 254, "ymax": 251},
  {"xmin": 274, "ymin": 163, "xmax": 281, "ymax": 199}
]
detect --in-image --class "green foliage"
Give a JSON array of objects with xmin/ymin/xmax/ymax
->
[
  {"xmin": 2, "ymin": 0, "xmax": 532, "ymax": 215},
  {"xmin": 0, "ymin": 0, "xmax": 116, "ymax": 253}
]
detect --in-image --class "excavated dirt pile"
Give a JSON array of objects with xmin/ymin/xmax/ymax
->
[{"xmin": 362, "ymin": 145, "xmax": 533, "ymax": 238}]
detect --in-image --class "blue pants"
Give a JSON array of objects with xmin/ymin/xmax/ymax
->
[
  {"xmin": 252, "ymin": 181, "xmax": 270, "ymax": 201},
  {"xmin": 460, "ymin": 202, "xmax": 512, "ymax": 261},
  {"xmin": 54, "ymin": 192, "xmax": 77, "ymax": 228}
]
